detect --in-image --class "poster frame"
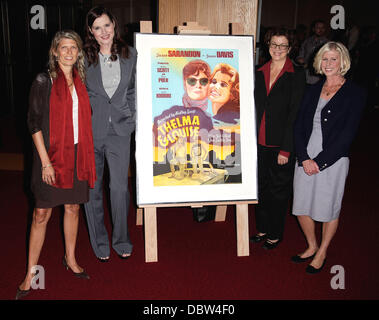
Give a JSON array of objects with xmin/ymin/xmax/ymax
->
[{"xmin": 135, "ymin": 33, "xmax": 257, "ymax": 206}]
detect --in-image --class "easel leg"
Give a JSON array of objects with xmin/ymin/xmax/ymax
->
[
  {"xmin": 215, "ymin": 205, "xmax": 227, "ymax": 221},
  {"xmin": 236, "ymin": 204, "xmax": 249, "ymax": 256},
  {"xmin": 136, "ymin": 208, "xmax": 143, "ymax": 226},
  {"xmin": 144, "ymin": 207, "xmax": 158, "ymax": 262}
]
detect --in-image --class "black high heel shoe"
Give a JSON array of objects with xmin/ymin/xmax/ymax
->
[
  {"xmin": 15, "ymin": 286, "xmax": 31, "ymax": 300},
  {"xmin": 262, "ymin": 239, "xmax": 281, "ymax": 250},
  {"xmin": 62, "ymin": 257, "xmax": 90, "ymax": 279},
  {"xmin": 15, "ymin": 271, "xmax": 36, "ymax": 300},
  {"xmin": 249, "ymin": 233, "xmax": 267, "ymax": 243}
]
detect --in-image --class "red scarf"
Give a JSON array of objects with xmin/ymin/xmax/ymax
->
[{"xmin": 48, "ymin": 67, "xmax": 96, "ymax": 189}]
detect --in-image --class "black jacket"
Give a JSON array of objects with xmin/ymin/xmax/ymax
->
[
  {"xmin": 294, "ymin": 79, "xmax": 366, "ymax": 171},
  {"xmin": 255, "ymin": 64, "xmax": 306, "ymax": 153}
]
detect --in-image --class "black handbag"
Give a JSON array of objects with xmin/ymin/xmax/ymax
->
[{"xmin": 192, "ymin": 206, "xmax": 216, "ymax": 222}]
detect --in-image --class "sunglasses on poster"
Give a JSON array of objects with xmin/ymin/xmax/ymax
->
[{"xmin": 186, "ymin": 77, "xmax": 209, "ymax": 86}]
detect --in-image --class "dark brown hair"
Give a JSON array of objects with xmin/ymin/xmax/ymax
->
[
  {"xmin": 84, "ymin": 6, "xmax": 129, "ymax": 66},
  {"xmin": 264, "ymin": 26, "xmax": 292, "ymax": 48}
]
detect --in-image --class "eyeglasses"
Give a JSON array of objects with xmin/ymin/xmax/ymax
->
[
  {"xmin": 211, "ymin": 78, "xmax": 229, "ymax": 88},
  {"xmin": 186, "ymin": 77, "xmax": 209, "ymax": 86},
  {"xmin": 269, "ymin": 42, "xmax": 289, "ymax": 50}
]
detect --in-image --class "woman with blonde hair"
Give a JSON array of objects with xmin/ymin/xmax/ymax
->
[
  {"xmin": 292, "ymin": 41, "xmax": 366, "ymax": 273},
  {"xmin": 16, "ymin": 30, "xmax": 96, "ymax": 299}
]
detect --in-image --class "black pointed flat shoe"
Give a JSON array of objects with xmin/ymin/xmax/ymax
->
[
  {"xmin": 306, "ymin": 259, "xmax": 326, "ymax": 274},
  {"xmin": 249, "ymin": 233, "xmax": 267, "ymax": 243},
  {"xmin": 262, "ymin": 239, "xmax": 281, "ymax": 250},
  {"xmin": 291, "ymin": 253, "xmax": 316, "ymax": 263},
  {"xmin": 15, "ymin": 286, "xmax": 31, "ymax": 300},
  {"xmin": 63, "ymin": 257, "xmax": 90, "ymax": 279}
]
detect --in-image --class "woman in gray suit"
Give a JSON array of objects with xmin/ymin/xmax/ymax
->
[{"xmin": 83, "ymin": 6, "xmax": 136, "ymax": 261}]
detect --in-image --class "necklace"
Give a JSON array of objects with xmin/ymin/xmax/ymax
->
[
  {"xmin": 103, "ymin": 56, "xmax": 112, "ymax": 68},
  {"xmin": 99, "ymin": 51, "xmax": 113, "ymax": 68},
  {"xmin": 65, "ymin": 79, "xmax": 73, "ymax": 87},
  {"xmin": 322, "ymin": 78, "xmax": 345, "ymax": 96},
  {"xmin": 64, "ymin": 74, "xmax": 74, "ymax": 87}
]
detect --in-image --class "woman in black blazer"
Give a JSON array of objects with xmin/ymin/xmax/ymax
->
[
  {"xmin": 250, "ymin": 27, "xmax": 306, "ymax": 249},
  {"xmin": 291, "ymin": 42, "xmax": 366, "ymax": 273}
]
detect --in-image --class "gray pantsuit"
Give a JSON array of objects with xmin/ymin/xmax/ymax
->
[
  {"xmin": 85, "ymin": 125, "xmax": 133, "ymax": 257},
  {"xmin": 84, "ymin": 47, "xmax": 137, "ymax": 258}
]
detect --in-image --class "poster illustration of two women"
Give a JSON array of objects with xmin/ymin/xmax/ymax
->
[{"xmin": 152, "ymin": 48, "xmax": 242, "ymax": 186}]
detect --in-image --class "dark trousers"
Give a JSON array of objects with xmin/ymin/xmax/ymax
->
[
  {"xmin": 84, "ymin": 124, "xmax": 133, "ymax": 258},
  {"xmin": 254, "ymin": 145, "xmax": 295, "ymax": 240}
]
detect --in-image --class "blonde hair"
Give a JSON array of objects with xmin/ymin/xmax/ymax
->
[
  {"xmin": 313, "ymin": 41, "xmax": 351, "ymax": 76},
  {"xmin": 48, "ymin": 30, "xmax": 86, "ymax": 81}
]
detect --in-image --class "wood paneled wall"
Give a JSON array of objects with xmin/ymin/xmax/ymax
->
[{"xmin": 159, "ymin": 0, "xmax": 258, "ymax": 38}]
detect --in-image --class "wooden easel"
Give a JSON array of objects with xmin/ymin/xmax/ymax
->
[{"xmin": 137, "ymin": 21, "xmax": 256, "ymax": 263}]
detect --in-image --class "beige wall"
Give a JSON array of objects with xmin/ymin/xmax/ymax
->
[{"xmin": 158, "ymin": 0, "xmax": 259, "ymax": 37}]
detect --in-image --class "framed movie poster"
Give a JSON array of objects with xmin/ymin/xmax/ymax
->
[{"xmin": 135, "ymin": 33, "xmax": 257, "ymax": 206}]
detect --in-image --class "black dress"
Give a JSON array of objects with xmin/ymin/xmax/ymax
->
[{"xmin": 28, "ymin": 72, "xmax": 89, "ymax": 208}]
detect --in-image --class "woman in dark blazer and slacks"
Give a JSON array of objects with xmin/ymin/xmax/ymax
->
[{"xmin": 250, "ymin": 27, "xmax": 306, "ymax": 249}]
